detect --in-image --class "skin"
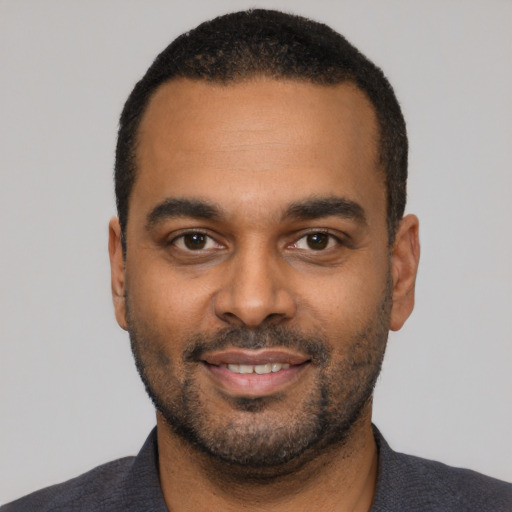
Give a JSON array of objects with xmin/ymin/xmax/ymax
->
[{"xmin": 109, "ymin": 78, "xmax": 420, "ymax": 511}]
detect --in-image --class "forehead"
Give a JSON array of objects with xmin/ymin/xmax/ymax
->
[{"xmin": 132, "ymin": 78, "xmax": 383, "ymax": 224}]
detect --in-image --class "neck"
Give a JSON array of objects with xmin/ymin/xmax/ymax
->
[{"xmin": 156, "ymin": 406, "xmax": 379, "ymax": 512}]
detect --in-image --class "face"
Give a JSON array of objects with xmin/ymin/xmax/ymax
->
[{"xmin": 109, "ymin": 78, "xmax": 419, "ymax": 468}]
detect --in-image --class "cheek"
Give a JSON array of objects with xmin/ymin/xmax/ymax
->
[
  {"xmin": 125, "ymin": 252, "xmax": 222, "ymax": 342},
  {"xmin": 298, "ymin": 256, "xmax": 389, "ymax": 335}
]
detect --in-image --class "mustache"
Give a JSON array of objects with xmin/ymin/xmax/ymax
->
[{"xmin": 182, "ymin": 325, "xmax": 331, "ymax": 366}]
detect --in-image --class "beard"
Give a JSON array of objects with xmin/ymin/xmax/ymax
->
[{"xmin": 126, "ymin": 280, "xmax": 391, "ymax": 470}]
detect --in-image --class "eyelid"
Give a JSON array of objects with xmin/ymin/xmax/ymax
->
[
  {"xmin": 286, "ymin": 230, "xmax": 347, "ymax": 252},
  {"xmin": 168, "ymin": 229, "xmax": 224, "ymax": 251},
  {"xmin": 165, "ymin": 227, "xmax": 348, "ymax": 252}
]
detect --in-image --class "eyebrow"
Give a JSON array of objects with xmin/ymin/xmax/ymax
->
[
  {"xmin": 146, "ymin": 198, "xmax": 223, "ymax": 228},
  {"xmin": 284, "ymin": 197, "xmax": 367, "ymax": 225},
  {"xmin": 146, "ymin": 195, "xmax": 367, "ymax": 229}
]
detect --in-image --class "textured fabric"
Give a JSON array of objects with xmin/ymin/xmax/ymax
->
[
  {"xmin": 1, "ymin": 431, "xmax": 168, "ymax": 512},
  {"xmin": 3, "ymin": 426, "xmax": 511, "ymax": 511},
  {"xmin": 371, "ymin": 427, "xmax": 512, "ymax": 512}
]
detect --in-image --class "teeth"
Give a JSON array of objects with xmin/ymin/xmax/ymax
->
[
  {"xmin": 255, "ymin": 363, "xmax": 272, "ymax": 374},
  {"xmin": 224, "ymin": 363, "xmax": 290, "ymax": 374}
]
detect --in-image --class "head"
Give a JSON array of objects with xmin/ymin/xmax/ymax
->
[
  {"xmin": 115, "ymin": 9, "xmax": 408, "ymax": 252},
  {"xmin": 109, "ymin": 9, "xmax": 419, "ymax": 473}
]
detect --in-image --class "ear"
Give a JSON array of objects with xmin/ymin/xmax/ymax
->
[
  {"xmin": 108, "ymin": 217, "xmax": 128, "ymax": 330},
  {"xmin": 390, "ymin": 214, "xmax": 420, "ymax": 331}
]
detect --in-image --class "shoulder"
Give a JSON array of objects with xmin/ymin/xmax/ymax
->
[
  {"xmin": 394, "ymin": 450, "xmax": 512, "ymax": 511},
  {"xmin": 2, "ymin": 428, "xmax": 166, "ymax": 512},
  {"xmin": 373, "ymin": 428, "xmax": 512, "ymax": 512},
  {"xmin": 1, "ymin": 457, "xmax": 135, "ymax": 512}
]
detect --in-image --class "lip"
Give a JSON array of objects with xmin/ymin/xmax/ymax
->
[
  {"xmin": 202, "ymin": 348, "xmax": 310, "ymax": 366},
  {"xmin": 201, "ymin": 348, "xmax": 311, "ymax": 398}
]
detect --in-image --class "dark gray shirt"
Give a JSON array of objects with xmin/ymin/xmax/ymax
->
[{"xmin": 3, "ymin": 427, "xmax": 511, "ymax": 511}]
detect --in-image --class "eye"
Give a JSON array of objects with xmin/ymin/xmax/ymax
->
[
  {"xmin": 292, "ymin": 231, "xmax": 340, "ymax": 251},
  {"xmin": 172, "ymin": 232, "xmax": 220, "ymax": 251}
]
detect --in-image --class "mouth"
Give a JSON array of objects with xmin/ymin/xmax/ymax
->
[
  {"xmin": 217, "ymin": 362, "xmax": 291, "ymax": 374},
  {"xmin": 200, "ymin": 348, "xmax": 312, "ymax": 398}
]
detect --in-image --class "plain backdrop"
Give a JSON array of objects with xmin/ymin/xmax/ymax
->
[{"xmin": 1, "ymin": 0, "xmax": 511, "ymax": 504}]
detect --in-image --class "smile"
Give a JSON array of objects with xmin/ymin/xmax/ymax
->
[
  {"xmin": 200, "ymin": 348, "xmax": 311, "ymax": 397},
  {"xmin": 220, "ymin": 363, "xmax": 290, "ymax": 374}
]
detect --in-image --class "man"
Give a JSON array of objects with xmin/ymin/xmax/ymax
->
[{"xmin": 3, "ymin": 9, "xmax": 511, "ymax": 512}]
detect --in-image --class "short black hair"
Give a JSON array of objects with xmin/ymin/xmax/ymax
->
[{"xmin": 115, "ymin": 9, "xmax": 407, "ymax": 251}]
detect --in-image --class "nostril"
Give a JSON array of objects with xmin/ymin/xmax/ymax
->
[
  {"xmin": 262, "ymin": 312, "xmax": 287, "ymax": 324},
  {"xmin": 218, "ymin": 311, "xmax": 245, "ymax": 326},
  {"xmin": 217, "ymin": 311, "xmax": 289, "ymax": 330}
]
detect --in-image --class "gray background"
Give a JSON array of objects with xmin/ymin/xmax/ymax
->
[{"xmin": 1, "ymin": 0, "xmax": 511, "ymax": 504}]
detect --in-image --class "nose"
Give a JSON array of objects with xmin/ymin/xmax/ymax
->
[{"xmin": 213, "ymin": 244, "xmax": 296, "ymax": 328}]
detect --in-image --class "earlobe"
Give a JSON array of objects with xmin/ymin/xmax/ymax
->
[
  {"xmin": 108, "ymin": 217, "xmax": 128, "ymax": 330},
  {"xmin": 389, "ymin": 214, "xmax": 420, "ymax": 331}
]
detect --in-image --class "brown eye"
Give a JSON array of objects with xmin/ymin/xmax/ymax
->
[
  {"xmin": 183, "ymin": 233, "xmax": 207, "ymax": 250},
  {"xmin": 172, "ymin": 232, "xmax": 218, "ymax": 251},
  {"xmin": 171, "ymin": 231, "xmax": 224, "ymax": 254},
  {"xmin": 291, "ymin": 232, "xmax": 339, "ymax": 252},
  {"xmin": 306, "ymin": 233, "xmax": 329, "ymax": 250}
]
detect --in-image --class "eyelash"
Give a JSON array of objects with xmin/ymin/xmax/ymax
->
[
  {"xmin": 168, "ymin": 229, "xmax": 345, "ymax": 252},
  {"xmin": 169, "ymin": 230, "xmax": 222, "ymax": 251},
  {"xmin": 290, "ymin": 230, "xmax": 343, "ymax": 251}
]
